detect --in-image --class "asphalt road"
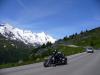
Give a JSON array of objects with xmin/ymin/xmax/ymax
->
[{"xmin": 0, "ymin": 50, "xmax": 100, "ymax": 75}]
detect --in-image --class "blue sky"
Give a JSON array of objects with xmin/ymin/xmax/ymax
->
[{"xmin": 0, "ymin": 0, "xmax": 100, "ymax": 39}]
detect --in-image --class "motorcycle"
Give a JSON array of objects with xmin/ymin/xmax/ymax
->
[{"xmin": 43, "ymin": 53, "xmax": 67, "ymax": 67}]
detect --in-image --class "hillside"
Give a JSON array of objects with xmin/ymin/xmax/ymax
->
[
  {"xmin": 56, "ymin": 27, "xmax": 100, "ymax": 48},
  {"xmin": 0, "ymin": 33, "xmax": 34, "ymax": 64}
]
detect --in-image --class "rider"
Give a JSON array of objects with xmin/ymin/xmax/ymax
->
[
  {"xmin": 52, "ymin": 50, "xmax": 64, "ymax": 64},
  {"xmin": 52, "ymin": 50, "xmax": 58, "ymax": 56}
]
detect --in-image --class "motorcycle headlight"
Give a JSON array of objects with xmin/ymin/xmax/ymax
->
[
  {"xmin": 52, "ymin": 57, "xmax": 55, "ymax": 60},
  {"xmin": 62, "ymin": 59, "xmax": 65, "ymax": 60}
]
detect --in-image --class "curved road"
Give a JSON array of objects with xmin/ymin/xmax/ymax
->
[{"xmin": 0, "ymin": 50, "xmax": 100, "ymax": 75}]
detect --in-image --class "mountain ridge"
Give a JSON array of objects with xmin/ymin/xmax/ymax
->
[{"xmin": 0, "ymin": 23, "xmax": 56, "ymax": 46}]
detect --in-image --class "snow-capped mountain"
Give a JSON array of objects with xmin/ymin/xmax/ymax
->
[{"xmin": 0, "ymin": 23, "xmax": 56, "ymax": 46}]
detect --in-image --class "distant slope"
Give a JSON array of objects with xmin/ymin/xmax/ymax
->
[{"xmin": 56, "ymin": 27, "xmax": 100, "ymax": 48}]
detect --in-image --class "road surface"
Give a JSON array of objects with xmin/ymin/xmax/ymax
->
[{"xmin": 0, "ymin": 50, "xmax": 100, "ymax": 75}]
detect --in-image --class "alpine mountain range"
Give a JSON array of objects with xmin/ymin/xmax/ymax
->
[{"xmin": 0, "ymin": 23, "xmax": 56, "ymax": 46}]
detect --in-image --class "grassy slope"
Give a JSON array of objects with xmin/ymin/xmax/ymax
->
[
  {"xmin": 59, "ymin": 27, "xmax": 100, "ymax": 48},
  {"xmin": 57, "ymin": 45, "xmax": 84, "ymax": 56},
  {"xmin": 74, "ymin": 27, "xmax": 100, "ymax": 48}
]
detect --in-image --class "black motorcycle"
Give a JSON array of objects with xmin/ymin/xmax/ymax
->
[{"xmin": 43, "ymin": 53, "xmax": 67, "ymax": 67}]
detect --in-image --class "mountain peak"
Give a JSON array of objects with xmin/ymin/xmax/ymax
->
[
  {"xmin": 0, "ymin": 24, "xmax": 5, "ymax": 26},
  {"xmin": 0, "ymin": 23, "xmax": 12, "ymax": 26},
  {"xmin": 0, "ymin": 23, "xmax": 56, "ymax": 46}
]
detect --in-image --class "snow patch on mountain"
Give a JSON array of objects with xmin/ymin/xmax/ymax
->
[{"xmin": 0, "ymin": 23, "xmax": 56, "ymax": 46}]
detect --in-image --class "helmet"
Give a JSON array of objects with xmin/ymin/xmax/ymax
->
[
  {"xmin": 54, "ymin": 50, "xmax": 57, "ymax": 52},
  {"xmin": 58, "ymin": 52, "xmax": 61, "ymax": 54}
]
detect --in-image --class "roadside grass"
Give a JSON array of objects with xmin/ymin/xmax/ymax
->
[
  {"xmin": 0, "ymin": 61, "xmax": 33, "ymax": 69},
  {"xmin": 55, "ymin": 44, "xmax": 84, "ymax": 56},
  {"xmin": 0, "ymin": 59, "xmax": 45, "ymax": 69}
]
